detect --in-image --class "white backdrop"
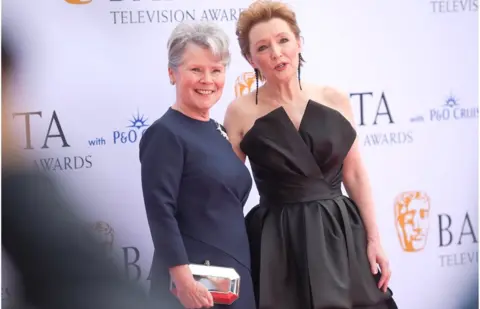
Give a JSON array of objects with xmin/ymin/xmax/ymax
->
[{"xmin": 2, "ymin": 1, "xmax": 478, "ymax": 308}]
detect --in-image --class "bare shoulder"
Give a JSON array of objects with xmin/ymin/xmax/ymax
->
[
  {"xmin": 224, "ymin": 91, "xmax": 256, "ymax": 135},
  {"xmin": 225, "ymin": 93, "xmax": 251, "ymax": 120},
  {"xmin": 223, "ymin": 93, "xmax": 257, "ymax": 162},
  {"xmin": 305, "ymin": 83, "xmax": 355, "ymax": 123}
]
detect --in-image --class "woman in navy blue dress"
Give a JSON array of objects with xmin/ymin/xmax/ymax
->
[{"xmin": 139, "ymin": 22, "xmax": 255, "ymax": 309}]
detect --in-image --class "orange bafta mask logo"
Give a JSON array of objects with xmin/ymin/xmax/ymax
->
[
  {"xmin": 65, "ymin": 0, "xmax": 92, "ymax": 4},
  {"xmin": 394, "ymin": 191, "xmax": 431, "ymax": 252},
  {"xmin": 234, "ymin": 72, "xmax": 260, "ymax": 98}
]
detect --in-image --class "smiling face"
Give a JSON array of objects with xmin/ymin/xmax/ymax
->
[
  {"xmin": 169, "ymin": 43, "xmax": 226, "ymax": 112},
  {"xmin": 247, "ymin": 18, "xmax": 301, "ymax": 83}
]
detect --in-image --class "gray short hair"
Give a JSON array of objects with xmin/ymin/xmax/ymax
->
[{"xmin": 167, "ymin": 21, "xmax": 231, "ymax": 69}]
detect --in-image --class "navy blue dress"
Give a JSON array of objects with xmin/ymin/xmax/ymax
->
[{"xmin": 139, "ymin": 107, "xmax": 255, "ymax": 309}]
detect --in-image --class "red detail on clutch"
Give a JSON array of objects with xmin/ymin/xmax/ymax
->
[
  {"xmin": 210, "ymin": 291, "xmax": 238, "ymax": 305},
  {"xmin": 170, "ymin": 289, "xmax": 238, "ymax": 305}
]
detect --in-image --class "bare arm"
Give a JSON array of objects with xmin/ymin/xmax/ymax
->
[
  {"xmin": 343, "ymin": 143, "xmax": 380, "ymax": 241},
  {"xmin": 322, "ymin": 87, "xmax": 391, "ymax": 290},
  {"xmin": 327, "ymin": 89, "xmax": 380, "ymax": 241},
  {"xmin": 223, "ymin": 101, "xmax": 247, "ymax": 163}
]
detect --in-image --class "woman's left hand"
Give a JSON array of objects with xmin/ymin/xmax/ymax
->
[{"xmin": 367, "ymin": 239, "xmax": 391, "ymax": 293}]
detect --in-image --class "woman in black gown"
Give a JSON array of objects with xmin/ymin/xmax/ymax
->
[{"xmin": 224, "ymin": 1, "xmax": 398, "ymax": 308}]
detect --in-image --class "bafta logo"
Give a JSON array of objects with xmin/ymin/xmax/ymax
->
[
  {"xmin": 65, "ymin": 0, "xmax": 92, "ymax": 4},
  {"xmin": 394, "ymin": 191, "xmax": 431, "ymax": 252},
  {"xmin": 234, "ymin": 72, "xmax": 260, "ymax": 98},
  {"xmin": 91, "ymin": 221, "xmax": 115, "ymax": 254}
]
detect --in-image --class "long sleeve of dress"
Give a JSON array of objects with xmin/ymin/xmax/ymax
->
[{"xmin": 139, "ymin": 124, "xmax": 189, "ymax": 268}]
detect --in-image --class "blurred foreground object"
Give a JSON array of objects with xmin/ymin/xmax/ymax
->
[{"xmin": 1, "ymin": 37, "xmax": 151, "ymax": 309}]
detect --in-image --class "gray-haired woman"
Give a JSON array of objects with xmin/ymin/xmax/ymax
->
[{"xmin": 139, "ymin": 22, "xmax": 256, "ymax": 309}]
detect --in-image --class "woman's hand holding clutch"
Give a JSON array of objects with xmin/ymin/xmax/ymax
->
[
  {"xmin": 176, "ymin": 280, "xmax": 214, "ymax": 309},
  {"xmin": 170, "ymin": 264, "xmax": 214, "ymax": 308}
]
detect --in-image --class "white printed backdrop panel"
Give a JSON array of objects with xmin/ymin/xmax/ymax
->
[{"xmin": 2, "ymin": 1, "xmax": 478, "ymax": 309}]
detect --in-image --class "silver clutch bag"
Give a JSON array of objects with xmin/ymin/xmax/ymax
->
[{"xmin": 170, "ymin": 260, "xmax": 240, "ymax": 305}]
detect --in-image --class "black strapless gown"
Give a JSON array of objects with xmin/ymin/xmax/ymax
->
[{"xmin": 240, "ymin": 100, "xmax": 398, "ymax": 309}]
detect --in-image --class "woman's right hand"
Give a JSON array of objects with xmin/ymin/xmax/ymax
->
[{"xmin": 175, "ymin": 279, "xmax": 214, "ymax": 309}]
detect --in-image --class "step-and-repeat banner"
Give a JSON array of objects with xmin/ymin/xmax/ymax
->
[{"xmin": 2, "ymin": 1, "xmax": 478, "ymax": 308}]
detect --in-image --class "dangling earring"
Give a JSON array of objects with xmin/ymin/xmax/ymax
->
[
  {"xmin": 254, "ymin": 68, "xmax": 259, "ymax": 105},
  {"xmin": 298, "ymin": 53, "xmax": 304, "ymax": 91}
]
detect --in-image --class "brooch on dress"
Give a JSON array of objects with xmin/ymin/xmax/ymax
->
[{"xmin": 214, "ymin": 121, "xmax": 229, "ymax": 141}]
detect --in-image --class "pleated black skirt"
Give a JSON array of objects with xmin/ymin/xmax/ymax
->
[{"xmin": 245, "ymin": 195, "xmax": 399, "ymax": 309}]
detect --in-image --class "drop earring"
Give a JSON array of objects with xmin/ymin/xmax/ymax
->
[
  {"xmin": 298, "ymin": 53, "xmax": 304, "ymax": 90},
  {"xmin": 254, "ymin": 68, "xmax": 259, "ymax": 105}
]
